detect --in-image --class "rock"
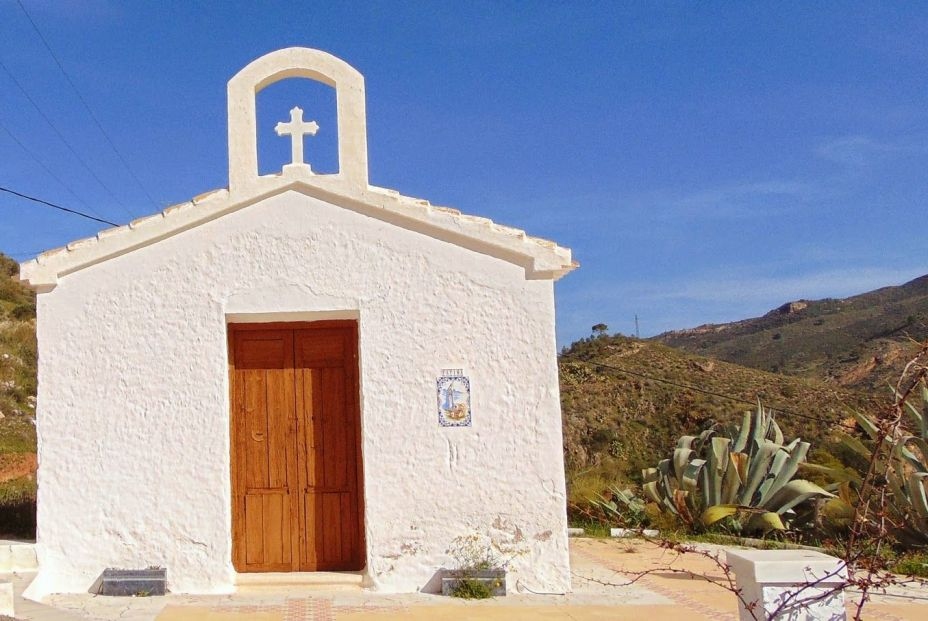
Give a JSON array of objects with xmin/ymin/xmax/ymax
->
[{"xmin": 772, "ymin": 301, "xmax": 808, "ymax": 315}]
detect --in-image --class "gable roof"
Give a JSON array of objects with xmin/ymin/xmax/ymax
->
[{"xmin": 17, "ymin": 178, "xmax": 577, "ymax": 291}]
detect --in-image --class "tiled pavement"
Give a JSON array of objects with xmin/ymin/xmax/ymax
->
[{"xmin": 4, "ymin": 539, "xmax": 927, "ymax": 620}]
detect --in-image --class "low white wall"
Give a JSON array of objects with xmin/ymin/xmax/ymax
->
[{"xmin": 27, "ymin": 191, "xmax": 570, "ymax": 597}]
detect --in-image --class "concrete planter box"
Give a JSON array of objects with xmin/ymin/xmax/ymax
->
[
  {"xmin": 610, "ymin": 528, "xmax": 659, "ymax": 538},
  {"xmin": 99, "ymin": 568, "xmax": 167, "ymax": 596},
  {"xmin": 726, "ymin": 550, "xmax": 847, "ymax": 620},
  {"xmin": 0, "ymin": 580, "xmax": 13, "ymax": 617},
  {"xmin": 441, "ymin": 569, "xmax": 506, "ymax": 597}
]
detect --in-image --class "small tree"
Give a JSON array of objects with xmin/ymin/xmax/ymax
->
[{"xmin": 592, "ymin": 323, "xmax": 609, "ymax": 338}]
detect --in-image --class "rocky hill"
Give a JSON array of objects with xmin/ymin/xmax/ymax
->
[
  {"xmin": 654, "ymin": 274, "xmax": 928, "ymax": 391},
  {"xmin": 0, "ymin": 252, "xmax": 37, "ymax": 536},
  {"xmin": 559, "ymin": 334, "xmax": 875, "ymax": 489}
]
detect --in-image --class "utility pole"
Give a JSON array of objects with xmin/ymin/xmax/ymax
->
[{"xmin": 635, "ymin": 314, "xmax": 640, "ymax": 339}]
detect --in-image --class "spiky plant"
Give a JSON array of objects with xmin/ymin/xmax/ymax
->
[
  {"xmin": 643, "ymin": 403, "xmax": 832, "ymax": 533},
  {"xmin": 837, "ymin": 384, "xmax": 928, "ymax": 546},
  {"xmin": 591, "ymin": 486, "xmax": 649, "ymax": 528}
]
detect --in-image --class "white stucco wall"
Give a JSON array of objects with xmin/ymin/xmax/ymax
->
[{"xmin": 28, "ymin": 190, "xmax": 570, "ymax": 597}]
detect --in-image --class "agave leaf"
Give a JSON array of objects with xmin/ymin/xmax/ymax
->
[
  {"xmin": 751, "ymin": 403, "xmax": 766, "ymax": 449},
  {"xmin": 677, "ymin": 435, "xmax": 698, "ymax": 450},
  {"xmin": 642, "ymin": 480, "xmax": 662, "ymax": 505},
  {"xmin": 739, "ymin": 440, "xmax": 780, "ymax": 505},
  {"xmin": 657, "ymin": 459, "xmax": 673, "ymax": 478},
  {"xmin": 840, "ymin": 433, "xmax": 872, "ymax": 460},
  {"xmin": 906, "ymin": 473, "xmax": 928, "ymax": 520},
  {"xmin": 746, "ymin": 511, "xmax": 787, "ymax": 532},
  {"xmin": 673, "ymin": 448, "xmax": 694, "ymax": 481},
  {"xmin": 801, "ymin": 462, "xmax": 861, "ymax": 485},
  {"xmin": 733, "ymin": 410, "xmax": 752, "ymax": 453},
  {"xmin": 894, "ymin": 437, "xmax": 928, "ymax": 473},
  {"xmin": 721, "ymin": 454, "xmax": 743, "ymax": 505},
  {"xmin": 682, "ymin": 459, "xmax": 707, "ymax": 492},
  {"xmin": 764, "ymin": 441, "xmax": 811, "ymax": 504},
  {"xmin": 916, "ymin": 385, "xmax": 928, "ymax": 438},
  {"xmin": 766, "ymin": 479, "xmax": 833, "ymax": 515},
  {"xmin": 852, "ymin": 409, "xmax": 879, "ymax": 440},
  {"xmin": 731, "ymin": 452, "xmax": 749, "ymax": 483},
  {"xmin": 903, "ymin": 394, "xmax": 927, "ymax": 438},
  {"xmin": 673, "ymin": 489, "xmax": 692, "ymax": 523},
  {"xmin": 757, "ymin": 449, "xmax": 790, "ymax": 505},
  {"xmin": 706, "ymin": 437, "xmax": 730, "ymax": 506},
  {"xmin": 696, "ymin": 428, "xmax": 716, "ymax": 449},
  {"xmin": 701, "ymin": 504, "xmax": 739, "ymax": 527},
  {"xmin": 770, "ymin": 416, "xmax": 784, "ymax": 446}
]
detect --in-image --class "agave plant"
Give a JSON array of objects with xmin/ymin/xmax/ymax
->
[
  {"xmin": 837, "ymin": 384, "xmax": 928, "ymax": 546},
  {"xmin": 643, "ymin": 403, "xmax": 832, "ymax": 533},
  {"xmin": 591, "ymin": 486, "xmax": 649, "ymax": 528}
]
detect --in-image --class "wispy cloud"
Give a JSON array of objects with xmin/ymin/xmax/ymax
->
[
  {"xmin": 816, "ymin": 134, "xmax": 928, "ymax": 168},
  {"xmin": 662, "ymin": 179, "xmax": 821, "ymax": 219},
  {"xmin": 555, "ymin": 264, "xmax": 928, "ymax": 342},
  {"xmin": 643, "ymin": 266, "xmax": 926, "ymax": 306}
]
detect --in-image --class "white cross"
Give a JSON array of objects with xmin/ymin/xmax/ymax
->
[{"xmin": 275, "ymin": 106, "xmax": 319, "ymax": 167}]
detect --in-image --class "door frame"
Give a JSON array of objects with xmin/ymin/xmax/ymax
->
[{"xmin": 228, "ymin": 319, "xmax": 366, "ymax": 572}]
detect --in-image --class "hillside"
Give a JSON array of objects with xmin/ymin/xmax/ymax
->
[
  {"xmin": 0, "ymin": 252, "xmax": 37, "ymax": 537},
  {"xmin": 559, "ymin": 334, "xmax": 876, "ymax": 486},
  {"xmin": 654, "ymin": 274, "xmax": 928, "ymax": 391}
]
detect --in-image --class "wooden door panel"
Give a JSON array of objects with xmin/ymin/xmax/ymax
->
[
  {"xmin": 231, "ymin": 330, "xmax": 298, "ymax": 572},
  {"xmin": 295, "ymin": 328, "xmax": 362, "ymax": 571},
  {"xmin": 244, "ymin": 492, "xmax": 292, "ymax": 569},
  {"xmin": 304, "ymin": 491, "xmax": 357, "ymax": 570}
]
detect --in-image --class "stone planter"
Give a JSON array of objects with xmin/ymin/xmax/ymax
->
[
  {"xmin": 441, "ymin": 569, "xmax": 507, "ymax": 597},
  {"xmin": 99, "ymin": 568, "xmax": 167, "ymax": 596},
  {"xmin": 610, "ymin": 528, "xmax": 659, "ymax": 538},
  {"xmin": 726, "ymin": 550, "xmax": 847, "ymax": 620}
]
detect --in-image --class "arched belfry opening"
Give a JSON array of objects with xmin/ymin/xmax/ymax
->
[
  {"xmin": 227, "ymin": 47, "xmax": 369, "ymax": 198},
  {"xmin": 257, "ymin": 79, "xmax": 338, "ymax": 176}
]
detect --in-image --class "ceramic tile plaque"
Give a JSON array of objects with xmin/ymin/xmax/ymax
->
[{"xmin": 437, "ymin": 368, "xmax": 471, "ymax": 427}]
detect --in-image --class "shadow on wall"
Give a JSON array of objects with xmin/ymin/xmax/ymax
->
[
  {"xmin": 0, "ymin": 499, "xmax": 35, "ymax": 539},
  {"xmin": 420, "ymin": 570, "xmax": 445, "ymax": 594}
]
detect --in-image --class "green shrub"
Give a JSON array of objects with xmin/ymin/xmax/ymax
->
[{"xmin": 893, "ymin": 551, "xmax": 928, "ymax": 578}]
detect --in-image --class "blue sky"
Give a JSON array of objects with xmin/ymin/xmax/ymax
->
[{"xmin": 1, "ymin": 1, "xmax": 926, "ymax": 346}]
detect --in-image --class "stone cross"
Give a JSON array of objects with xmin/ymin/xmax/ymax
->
[{"xmin": 275, "ymin": 106, "xmax": 319, "ymax": 168}]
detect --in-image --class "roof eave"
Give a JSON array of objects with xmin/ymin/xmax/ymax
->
[{"xmin": 18, "ymin": 178, "xmax": 576, "ymax": 291}]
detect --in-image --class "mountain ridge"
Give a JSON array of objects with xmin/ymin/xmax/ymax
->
[{"xmin": 653, "ymin": 272, "xmax": 928, "ymax": 390}]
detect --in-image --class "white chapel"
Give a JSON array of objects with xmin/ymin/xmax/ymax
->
[{"xmin": 18, "ymin": 48, "xmax": 576, "ymax": 597}]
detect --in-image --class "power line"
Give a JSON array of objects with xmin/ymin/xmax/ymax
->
[
  {"xmin": 559, "ymin": 352, "xmax": 860, "ymax": 433},
  {"xmin": 15, "ymin": 0, "xmax": 158, "ymax": 209},
  {"xmin": 0, "ymin": 57, "xmax": 134, "ymax": 220},
  {"xmin": 0, "ymin": 118, "xmax": 110, "ymax": 220},
  {"xmin": 0, "ymin": 185, "xmax": 118, "ymax": 227}
]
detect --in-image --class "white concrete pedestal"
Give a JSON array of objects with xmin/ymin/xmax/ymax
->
[
  {"xmin": 0, "ymin": 580, "xmax": 13, "ymax": 617},
  {"xmin": 726, "ymin": 549, "xmax": 847, "ymax": 620}
]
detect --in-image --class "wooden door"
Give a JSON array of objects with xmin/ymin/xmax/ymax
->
[{"xmin": 230, "ymin": 322, "xmax": 363, "ymax": 573}]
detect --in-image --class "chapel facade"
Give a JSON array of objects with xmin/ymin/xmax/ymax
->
[{"xmin": 19, "ymin": 48, "xmax": 576, "ymax": 597}]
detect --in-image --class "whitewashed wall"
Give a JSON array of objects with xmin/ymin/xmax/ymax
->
[{"xmin": 28, "ymin": 191, "xmax": 570, "ymax": 597}]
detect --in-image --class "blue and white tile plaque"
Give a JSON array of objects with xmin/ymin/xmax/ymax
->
[{"xmin": 437, "ymin": 369, "xmax": 471, "ymax": 427}]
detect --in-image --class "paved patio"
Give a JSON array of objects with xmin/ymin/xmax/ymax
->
[{"xmin": 4, "ymin": 538, "xmax": 927, "ymax": 620}]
